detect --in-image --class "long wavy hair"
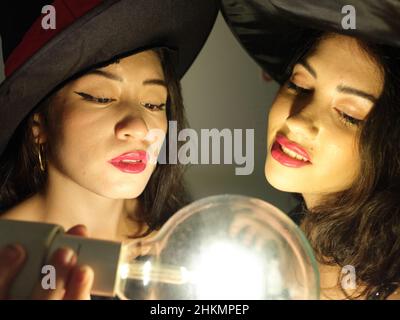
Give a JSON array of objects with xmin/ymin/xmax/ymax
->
[
  {"xmin": 287, "ymin": 32, "xmax": 400, "ymax": 299},
  {"xmin": 0, "ymin": 48, "xmax": 190, "ymax": 236}
]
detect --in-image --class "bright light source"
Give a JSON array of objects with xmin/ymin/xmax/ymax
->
[{"xmin": 189, "ymin": 241, "xmax": 267, "ymax": 299}]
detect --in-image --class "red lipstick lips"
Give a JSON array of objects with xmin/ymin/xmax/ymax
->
[
  {"xmin": 271, "ymin": 134, "xmax": 312, "ymax": 168},
  {"xmin": 108, "ymin": 150, "xmax": 148, "ymax": 174}
]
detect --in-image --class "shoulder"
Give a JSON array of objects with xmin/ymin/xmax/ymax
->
[{"xmin": 0, "ymin": 194, "xmax": 44, "ymax": 222}]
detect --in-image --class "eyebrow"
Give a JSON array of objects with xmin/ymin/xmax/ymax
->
[
  {"xmin": 85, "ymin": 70, "xmax": 167, "ymax": 88},
  {"xmin": 143, "ymin": 79, "xmax": 167, "ymax": 88},
  {"xmin": 298, "ymin": 60, "xmax": 377, "ymax": 103},
  {"xmin": 86, "ymin": 69, "xmax": 123, "ymax": 82},
  {"xmin": 337, "ymin": 85, "xmax": 377, "ymax": 103},
  {"xmin": 299, "ymin": 60, "xmax": 317, "ymax": 79}
]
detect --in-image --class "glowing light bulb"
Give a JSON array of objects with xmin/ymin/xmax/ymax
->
[
  {"xmin": 191, "ymin": 242, "xmax": 266, "ymax": 299},
  {"xmin": 117, "ymin": 194, "xmax": 320, "ymax": 300},
  {"xmin": 0, "ymin": 195, "xmax": 320, "ymax": 299}
]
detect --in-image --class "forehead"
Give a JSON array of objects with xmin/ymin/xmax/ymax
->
[
  {"xmin": 119, "ymin": 50, "xmax": 162, "ymax": 68},
  {"xmin": 100, "ymin": 50, "xmax": 164, "ymax": 81},
  {"xmin": 304, "ymin": 34, "xmax": 384, "ymax": 97}
]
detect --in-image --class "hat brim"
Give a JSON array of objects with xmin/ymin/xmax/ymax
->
[
  {"xmin": 0, "ymin": 0, "xmax": 219, "ymax": 155},
  {"xmin": 222, "ymin": 0, "xmax": 400, "ymax": 83}
]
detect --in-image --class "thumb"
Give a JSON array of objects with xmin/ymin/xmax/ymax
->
[{"xmin": 66, "ymin": 225, "xmax": 88, "ymax": 237}]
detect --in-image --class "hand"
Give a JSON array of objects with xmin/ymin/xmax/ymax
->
[
  {"xmin": 229, "ymin": 213, "xmax": 274, "ymax": 251},
  {"xmin": 0, "ymin": 224, "xmax": 94, "ymax": 300},
  {"xmin": 0, "ymin": 243, "xmax": 25, "ymax": 300}
]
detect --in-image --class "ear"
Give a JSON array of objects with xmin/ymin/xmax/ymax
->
[{"xmin": 31, "ymin": 113, "xmax": 47, "ymax": 144}]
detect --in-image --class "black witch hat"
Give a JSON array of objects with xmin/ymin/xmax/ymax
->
[
  {"xmin": 221, "ymin": 0, "xmax": 400, "ymax": 83},
  {"xmin": 0, "ymin": 0, "xmax": 219, "ymax": 156}
]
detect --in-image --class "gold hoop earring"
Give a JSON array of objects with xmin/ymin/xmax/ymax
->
[{"xmin": 38, "ymin": 144, "xmax": 46, "ymax": 172}]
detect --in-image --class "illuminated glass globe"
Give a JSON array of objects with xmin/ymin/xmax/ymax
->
[{"xmin": 118, "ymin": 195, "xmax": 320, "ymax": 299}]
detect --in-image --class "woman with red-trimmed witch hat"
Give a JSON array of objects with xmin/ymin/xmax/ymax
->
[{"xmin": 0, "ymin": 0, "xmax": 219, "ymax": 299}]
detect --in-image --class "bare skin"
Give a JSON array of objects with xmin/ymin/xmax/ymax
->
[
  {"xmin": 2, "ymin": 50, "xmax": 166, "ymax": 240},
  {"xmin": 0, "ymin": 225, "xmax": 94, "ymax": 300},
  {"xmin": 0, "ymin": 50, "xmax": 166, "ymax": 299},
  {"xmin": 264, "ymin": 34, "xmax": 399, "ymax": 299}
]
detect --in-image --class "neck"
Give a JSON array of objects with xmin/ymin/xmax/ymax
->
[
  {"xmin": 37, "ymin": 164, "xmax": 144, "ymax": 241},
  {"xmin": 301, "ymin": 193, "xmax": 323, "ymax": 210}
]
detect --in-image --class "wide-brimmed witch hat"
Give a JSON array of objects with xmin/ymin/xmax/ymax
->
[
  {"xmin": 0, "ymin": 0, "xmax": 219, "ymax": 156},
  {"xmin": 221, "ymin": 0, "xmax": 400, "ymax": 83}
]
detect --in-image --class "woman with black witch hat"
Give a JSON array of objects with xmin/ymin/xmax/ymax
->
[
  {"xmin": 223, "ymin": 0, "xmax": 400, "ymax": 299},
  {"xmin": 0, "ymin": 0, "xmax": 218, "ymax": 299}
]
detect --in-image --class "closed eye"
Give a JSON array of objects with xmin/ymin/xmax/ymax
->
[
  {"xmin": 286, "ymin": 80, "xmax": 312, "ymax": 95},
  {"xmin": 285, "ymin": 80, "xmax": 364, "ymax": 128},
  {"xmin": 335, "ymin": 108, "xmax": 363, "ymax": 127},
  {"xmin": 74, "ymin": 91, "xmax": 116, "ymax": 104}
]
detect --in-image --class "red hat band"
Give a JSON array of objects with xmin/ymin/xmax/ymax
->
[{"xmin": 5, "ymin": 0, "xmax": 102, "ymax": 77}]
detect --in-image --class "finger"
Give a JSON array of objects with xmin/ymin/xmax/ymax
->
[
  {"xmin": 229, "ymin": 222, "xmax": 252, "ymax": 238},
  {"xmin": 228, "ymin": 216, "xmax": 253, "ymax": 238},
  {"xmin": 66, "ymin": 225, "xmax": 88, "ymax": 237},
  {"xmin": 242, "ymin": 229, "xmax": 256, "ymax": 246},
  {"xmin": 229, "ymin": 222, "xmax": 242, "ymax": 237},
  {"xmin": 63, "ymin": 265, "xmax": 94, "ymax": 300},
  {"xmin": 0, "ymin": 244, "xmax": 26, "ymax": 300},
  {"xmin": 31, "ymin": 247, "xmax": 76, "ymax": 300},
  {"xmin": 255, "ymin": 237, "xmax": 266, "ymax": 251}
]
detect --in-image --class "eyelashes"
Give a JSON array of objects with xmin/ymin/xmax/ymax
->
[
  {"xmin": 74, "ymin": 91, "xmax": 166, "ymax": 111},
  {"xmin": 285, "ymin": 81, "xmax": 363, "ymax": 127},
  {"xmin": 74, "ymin": 91, "xmax": 116, "ymax": 104},
  {"xmin": 139, "ymin": 102, "xmax": 166, "ymax": 111},
  {"xmin": 286, "ymin": 80, "xmax": 311, "ymax": 95},
  {"xmin": 335, "ymin": 109, "xmax": 362, "ymax": 127}
]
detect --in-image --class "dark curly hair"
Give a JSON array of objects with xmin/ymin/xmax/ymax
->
[
  {"xmin": 287, "ymin": 32, "xmax": 400, "ymax": 299},
  {"xmin": 0, "ymin": 48, "xmax": 190, "ymax": 236}
]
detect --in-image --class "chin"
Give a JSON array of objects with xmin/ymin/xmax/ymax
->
[
  {"xmin": 99, "ymin": 183, "xmax": 147, "ymax": 199},
  {"xmin": 264, "ymin": 164, "xmax": 301, "ymax": 193}
]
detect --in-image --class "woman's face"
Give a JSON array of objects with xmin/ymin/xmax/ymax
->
[
  {"xmin": 38, "ymin": 50, "xmax": 168, "ymax": 199},
  {"xmin": 265, "ymin": 34, "xmax": 384, "ymax": 200}
]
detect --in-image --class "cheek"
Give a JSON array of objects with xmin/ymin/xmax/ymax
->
[
  {"xmin": 158, "ymin": 113, "xmax": 168, "ymax": 133},
  {"xmin": 154, "ymin": 116, "xmax": 168, "ymax": 158},
  {"xmin": 314, "ymin": 133, "xmax": 361, "ymax": 189},
  {"xmin": 56, "ymin": 110, "xmax": 106, "ymax": 166},
  {"xmin": 142, "ymin": 110, "xmax": 167, "ymax": 129},
  {"xmin": 267, "ymin": 96, "xmax": 290, "ymax": 138},
  {"xmin": 145, "ymin": 112, "xmax": 168, "ymax": 144},
  {"xmin": 269, "ymin": 91, "xmax": 290, "ymax": 119},
  {"xmin": 157, "ymin": 112, "xmax": 168, "ymax": 131}
]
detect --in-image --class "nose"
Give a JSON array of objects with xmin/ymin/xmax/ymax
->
[
  {"xmin": 286, "ymin": 99, "xmax": 319, "ymax": 139},
  {"xmin": 115, "ymin": 114, "xmax": 149, "ymax": 141}
]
